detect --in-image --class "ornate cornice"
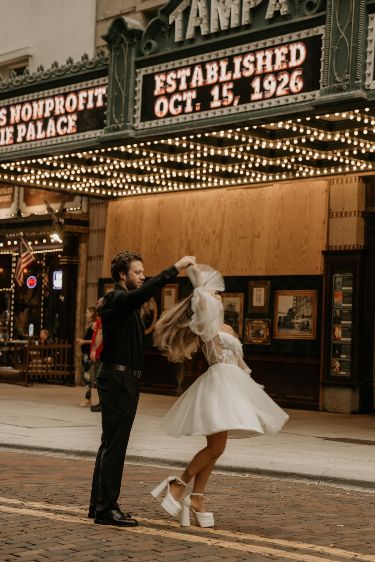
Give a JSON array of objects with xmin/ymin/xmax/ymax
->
[{"xmin": 0, "ymin": 50, "xmax": 109, "ymax": 94}]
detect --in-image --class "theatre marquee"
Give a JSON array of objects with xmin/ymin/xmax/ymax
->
[{"xmin": 136, "ymin": 27, "xmax": 323, "ymax": 129}]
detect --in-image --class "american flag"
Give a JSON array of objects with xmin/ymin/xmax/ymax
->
[{"xmin": 14, "ymin": 236, "xmax": 36, "ymax": 287}]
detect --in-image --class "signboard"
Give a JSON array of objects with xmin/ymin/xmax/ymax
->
[
  {"xmin": 52, "ymin": 270, "xmax": 63, "ymax": 290},
  {"xmin": 136, "ymin": 28, "xmax": 323, "ymax": 129},
  {"xmin": 168, "ymin": 0, "xmax": 290, "ymax": 42},
  {"xmin": 0, "ymin": 77, "xmax": 107, "ymax": 156},
  {"xmin": 26, "ymin": 275, "xmax": 38, "ymax": 289}
]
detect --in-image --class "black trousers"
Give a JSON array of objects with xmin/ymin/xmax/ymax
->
[{"xmin": 89, "ymin": 365, "xmax": 139, "ymax": 513}]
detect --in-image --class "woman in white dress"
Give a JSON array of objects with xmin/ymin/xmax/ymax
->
[{"xmin": 151, "ymin": 265, "xmax": 289, "ymax": 528}]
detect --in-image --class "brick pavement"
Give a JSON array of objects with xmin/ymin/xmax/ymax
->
[{"xmin": 0, "ymin": 449, "xmax": 374, "ymax": 562}]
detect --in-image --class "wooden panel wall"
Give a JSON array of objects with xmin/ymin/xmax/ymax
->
[{"xmin": 102, "ymin": 180, "xmax": 329, "ymax": 277}]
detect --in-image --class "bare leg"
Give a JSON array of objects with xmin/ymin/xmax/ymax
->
[{"xmin": 170, "ymin": 431, "xmax": 228, "ymax": 510}]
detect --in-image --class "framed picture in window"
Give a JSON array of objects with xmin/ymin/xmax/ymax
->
[
  {"xmin": 222, "ymin": 293, "xmax": 244, "ymax": 338},
  {"xmin": 273, "ymin": 290, "xmax": 317, "ymax": 339},
  {"xmin": 248, "ymin": 280, "xmax": 270, "ymax": 313}
]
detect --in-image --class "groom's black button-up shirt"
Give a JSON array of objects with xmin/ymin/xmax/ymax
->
[{"xmin": 99, "ymin": 265, "xmax": 178, "ymax": 370}]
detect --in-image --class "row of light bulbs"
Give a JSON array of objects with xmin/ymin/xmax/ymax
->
[{"xmin": 1, "ymin": 108, "xmax": 375, "ymax": 197}]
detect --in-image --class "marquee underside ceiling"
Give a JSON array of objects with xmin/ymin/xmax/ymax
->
[{"xmin": 1, "ymin": 107, "xmax": 375, "ymax": 198}]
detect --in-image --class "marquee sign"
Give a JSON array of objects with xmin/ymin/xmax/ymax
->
[
  {"xmin": 0, "ymin": 77, "xmax": 107, "ymax": 156},
  {"xmin": 136, "ymin": 27, "xmax": 323, "ymax": 129}
]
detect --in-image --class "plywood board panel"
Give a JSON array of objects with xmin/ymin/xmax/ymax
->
[{"xmin": 103, "ymin": 179, "xmax": 328, "ymax": 277}]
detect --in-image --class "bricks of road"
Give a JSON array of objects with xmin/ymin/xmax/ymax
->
[{"xmin": 0, "ymin": 449, "xmax": 374, "ymax": 562}]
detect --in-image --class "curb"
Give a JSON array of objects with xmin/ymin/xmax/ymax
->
[{"xmin": 1, "ymin": 442, "xmax": 374, "ymax": 491}]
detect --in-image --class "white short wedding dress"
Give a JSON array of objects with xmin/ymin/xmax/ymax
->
[{"xmin": 162, "ymin": 268, "xmax": 289, "ymax": 439}]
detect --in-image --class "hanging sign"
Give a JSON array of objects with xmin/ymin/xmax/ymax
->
[
  {"xmin": 0, "ymin": 77, "xmax": 107, "ymax": 155},
  {"xmin": 136, "ymin": 28, "xmax": 322, "ymax": 129}
]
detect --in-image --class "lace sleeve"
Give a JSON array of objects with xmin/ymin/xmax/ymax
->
[{"xmin": 189, "ymin": 287, "xmax": 223, "ymax": 342}]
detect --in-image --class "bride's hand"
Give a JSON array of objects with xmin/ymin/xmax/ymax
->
[{"xmin": 174, "ymin": 256, "xmax": 196, "ymax": 271}]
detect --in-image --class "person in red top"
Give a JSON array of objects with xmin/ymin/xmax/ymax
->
[{"xmin": 90, "ymin": 297, "xmax": 103, "ymax": 412}]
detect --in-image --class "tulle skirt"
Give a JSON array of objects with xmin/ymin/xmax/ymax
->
[{"xmin": 163, "ymin": 363, "xmax": 289, "ymax": 438}]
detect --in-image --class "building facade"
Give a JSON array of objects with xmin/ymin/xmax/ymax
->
[{"xmin": 0, "ymin": 0, "xmax": 375, "ymax": 413}]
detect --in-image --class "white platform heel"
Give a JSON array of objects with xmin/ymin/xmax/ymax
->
[
  {"xmin": 180, "ymin": 493, "xmax": 214, "ymax": 527},
  {"xmin": 151, "ymin": 476, "xmax": 186, "ymax": 517}
]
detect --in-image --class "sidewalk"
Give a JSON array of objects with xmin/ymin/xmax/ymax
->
[{"xmin": 0, "ymin": 383, "xmax": 374, "ymax": 488}]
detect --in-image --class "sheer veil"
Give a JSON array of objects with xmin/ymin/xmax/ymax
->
[{"xmin": 153, "ymin": 264, "xmax": 225, "ymax": 362}]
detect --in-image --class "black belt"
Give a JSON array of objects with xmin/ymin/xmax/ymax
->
[{"xmin": 99, "ymin": 362, "xmax": 142, "ymax": 379}]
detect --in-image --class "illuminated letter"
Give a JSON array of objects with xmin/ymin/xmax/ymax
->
[
  {"xmin": 0, "ymin": 108, "xmax": 7, "ymax": 127},
  {"xmin": 32, "ymin": 100, "xmax": 44, "ymax": 120},
  {"xmin": 176, "ymin": 67, "xmax": 191, "ymax": 91},
  {"xmin": 232, "ymin": 55, "xmax": 243, "ymax": 79},
  {"xmin": 186, "ymin": 0, "xmax": 209, "ymax": 39},
  {"xmin": 26, "ymin": 121, "xmax": 36, "ymax": 141},
  {"xmin": 94, "ymin": 86, "xmax": 106, "ymax": 107},
  {"xmin": 87, "ymin": 89, "xmax": 95, "ymax": 109},
  {"xmin": 169, "ymin": 0, "xmax": 191, "ymax": 42},
  {"xmin": 154, "ymin": 97, "xmax": 169, "ymax": 118},
  {"xmin": 46, "ymin": 118, "xmax": 56, "ymax": 138},
  {"xmin": 289, "ymin": 42, "xmax": 306, "ymax": 68},
  {"xmin": 67, "ymin": 114, "xmax": 78, "ymax": 134},
  {"xmin": 210, "ymin": 0, "xmax": 240, "ymax": 33},
  {"xmin": 154, "ymin": 73, "xmax": 166, "ymax": 96},
  {"xmin": 182, "ymin": 90, "xmax": 197, "ymax": 112},
  {"xmin": 16, "ymin": 123, "xmax": 27, "ymax": 142},
  {"xmin": 169, "ymin": 93, "xmax": 183, "ymax": 115},
  {"xmin": 273, "ymin": 46, "xmax": 288, "ymax": 71},
  {"xmin": 36, "ymin": 120, "xmax": 46, "ymax": 139},
  {"xmin": 78, "ymin": 90, "xmax": 88, "ymax": 111},
  {"xmin": 44, "ymin": 98, "xmax": 55, "ymax": 118},
  {"xmin": 65, "ymin": 93, "xmax": 78, "ymax": 113},
  {"xmin": 205, "ymin": 61, "xmax": 219, "ymax": 85},
  {"xmin": 21, "ymin": 103, "xmax": 33, "ymax": 122},
  {"xmin": 191, "ymin": 65, "xmax": 205, "ymax": 88},
  {"xmin": 54, "ymin": 96, "xmax": 65, "ymax": 116},
  {"xmin": 166, "ymin": 71, "xmax": 177, "ymax": 94},
  {"xmin": 219, "ymin": 59, "xmax": 232, "ymax": 82},
  {"xmin": 241, "ymin": 0, "xmax": 262, "ymax": 26},
  {"xmin": 56, "ymin": 116, "xmax": 68, "ymax": 136},
  {"xmin": 265, "ymin": 0, "xmax": 289, "ymax": 19},
  {"xmin": 242, "ymin": 53, "xmax": 255, "ymax": 77},
  {"xmin": 0, "ymin": 126, "xmax": 14, "ymax": 146},
  {"xmin": 10, "ymin": 104, "xmax": 21, "ymax": 125},
  {"xmin": 255, "ymin": 48, "xmax": 274, "ymax": 74}
]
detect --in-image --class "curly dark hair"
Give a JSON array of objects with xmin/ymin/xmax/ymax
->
[{"xmin": 111, "ymin": 251, "xmax": 143, "ymax": 282}]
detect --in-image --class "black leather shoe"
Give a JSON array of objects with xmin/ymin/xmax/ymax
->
[
  {"xmin": 89, "ymin": 506, "xmax": 131, "ymax": 519},
  {"xmin": 90, "ymin": 403, "xmax": 102, "ymax": 412},
  {"xmin": 94, "ymin": 509, "xmax": 138, "ymax": 527}
]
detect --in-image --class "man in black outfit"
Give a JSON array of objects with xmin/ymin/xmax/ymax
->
[{"xmin": 89, "ymin": 251, "xmax": 196, "ymax": 527}]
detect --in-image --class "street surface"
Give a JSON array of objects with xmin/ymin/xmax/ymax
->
[{"xmin": 0, "ymin": 449, "xmax": 374, "ymax": 562}]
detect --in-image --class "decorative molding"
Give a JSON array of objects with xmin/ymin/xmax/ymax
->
[
  {"xmin": 103, "ymin": 17, "xmax": 143, "ymax": 134},
  {"xmin": 321, "ymin": 0, "xmax": 366, "ymax": 94},
  {"xmin": 0, "ymin": 51, "xmax": 109, "ymax": 93}
]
